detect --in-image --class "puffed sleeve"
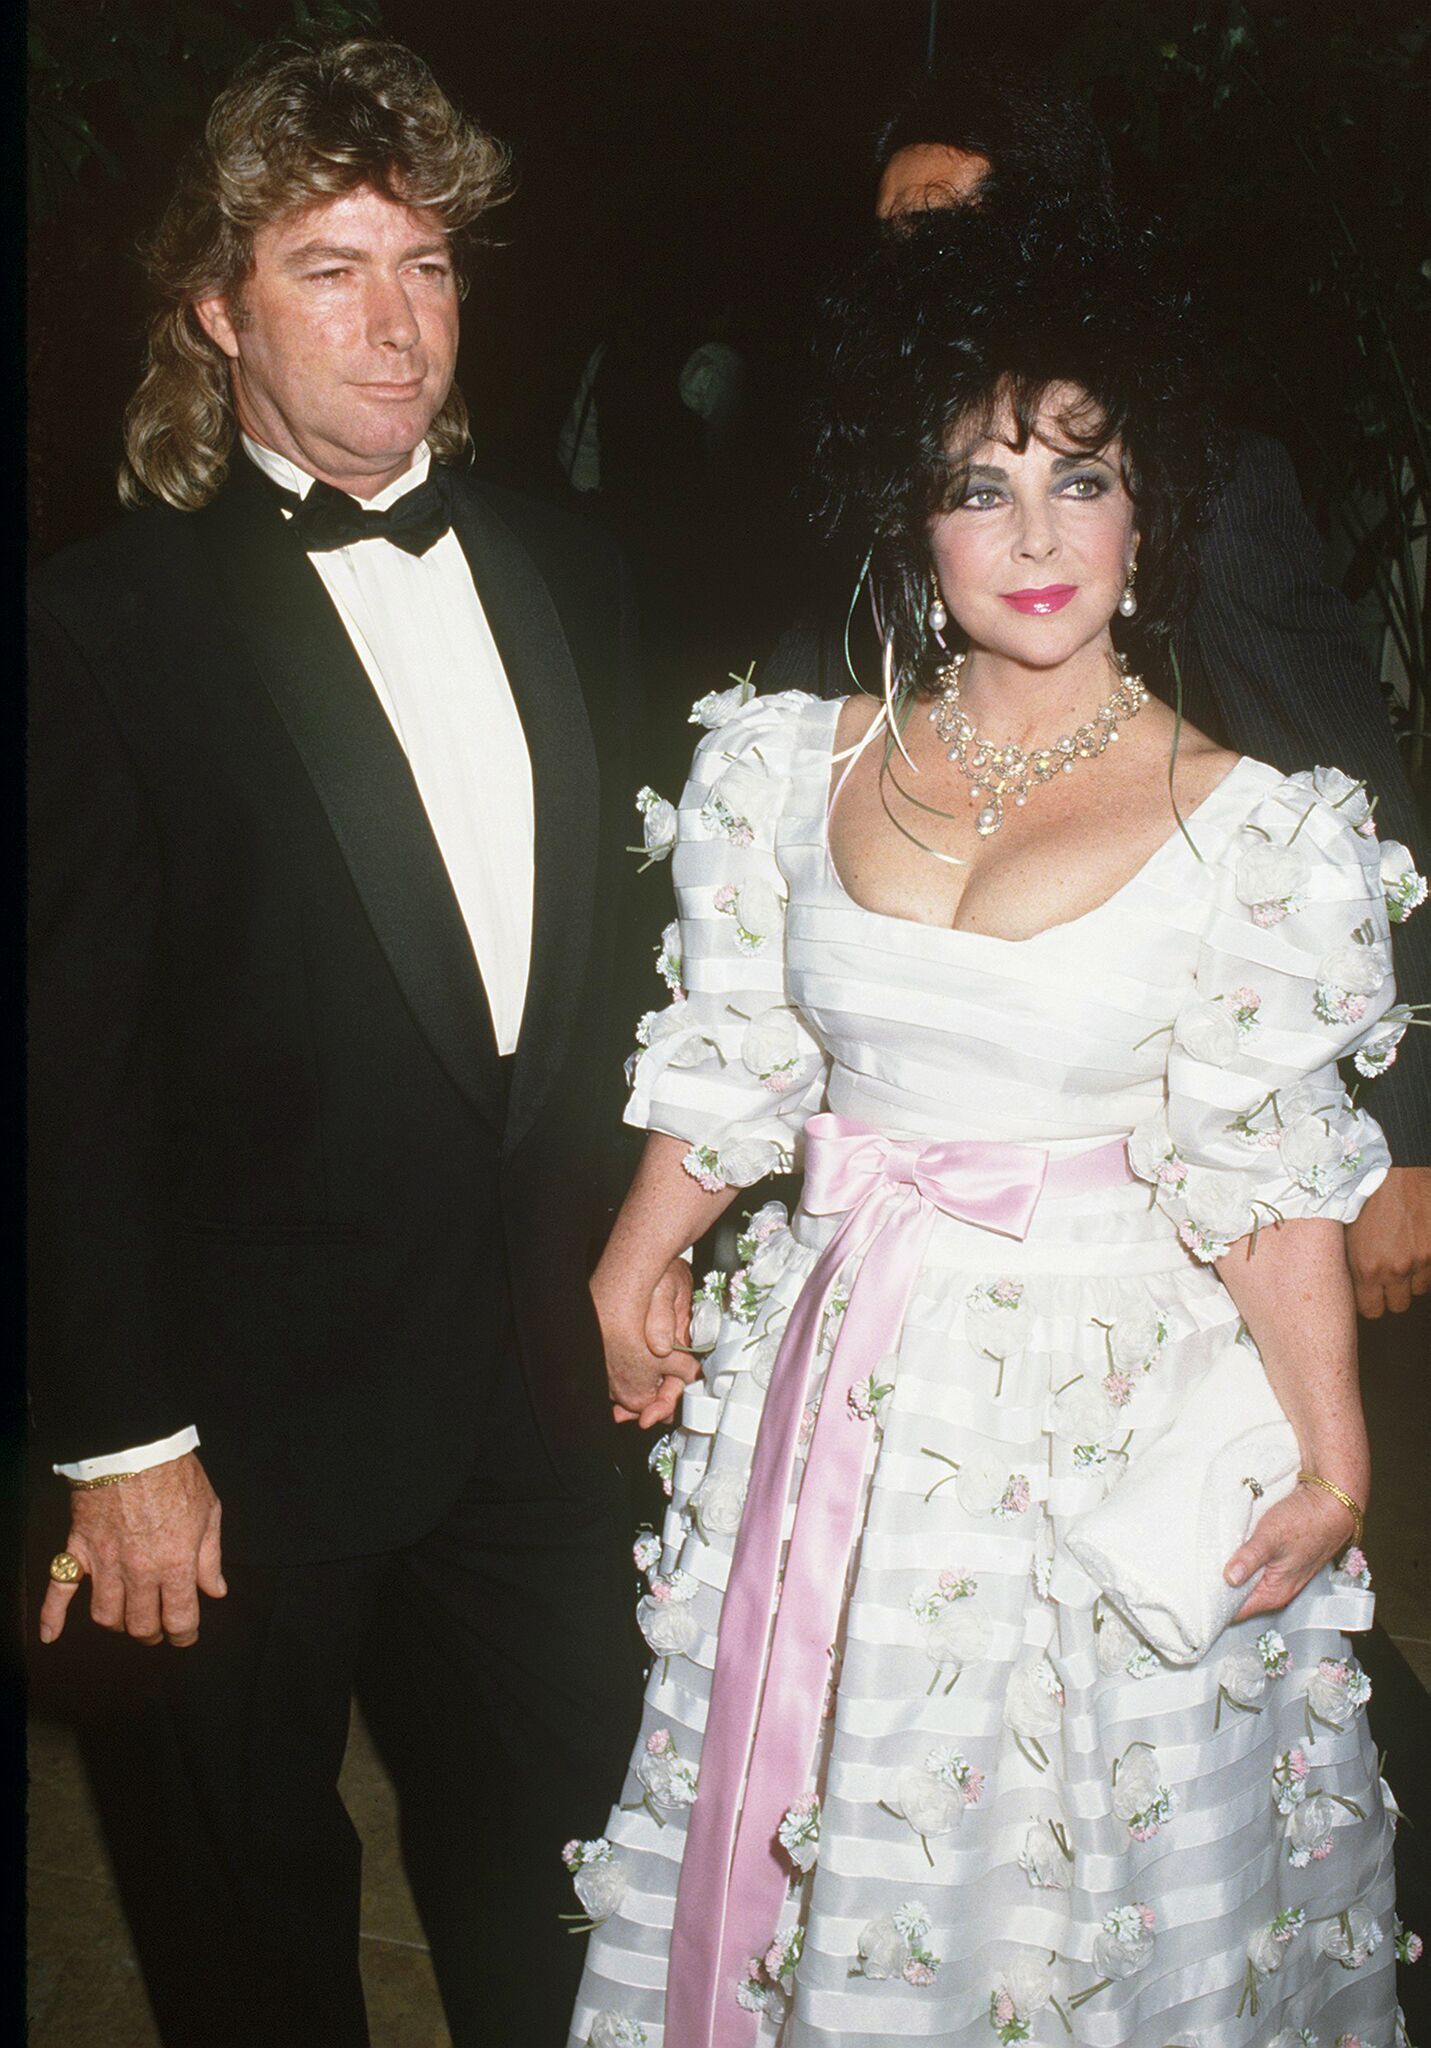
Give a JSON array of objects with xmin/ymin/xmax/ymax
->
[
  {"xmin": 624, "ymin": 690, "xmax": 830, "ymax": 1189},
  {"xmin": 1129, "ymin": 765, "xmax": 1422, "ymax": 1261}
]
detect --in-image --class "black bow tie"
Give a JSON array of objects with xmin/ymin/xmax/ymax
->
[{"xmin": 273, "ymin": 469, "xmax": 454, "ymax": 557}]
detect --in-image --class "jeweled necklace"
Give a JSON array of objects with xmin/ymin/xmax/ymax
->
[{"xmin": 929, "ymin": 650, "xmax": 1150, "ymax": 837}]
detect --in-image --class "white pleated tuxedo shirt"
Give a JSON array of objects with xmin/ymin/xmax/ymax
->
[{"xmin": 58, "ymin": 436, "xmax": 535, "ymax": 1480}]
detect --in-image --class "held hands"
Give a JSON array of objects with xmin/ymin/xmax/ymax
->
[
  {"xmin": 1223, "ymin": 1480, "xmax": 1361, "ymax": 1624},
  {"xmin": 1345, "ymin": 1165, "xmax": 1431, "ymax": 1318},
  {"xmin": 38, "ymin": 1451, "xmax": 226, "ymax": 1649},
  {"xmin": 597, "ymin": 1256, "xmax": 697, "ymax": 1429}
]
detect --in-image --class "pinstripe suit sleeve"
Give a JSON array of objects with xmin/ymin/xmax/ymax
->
[{"xmin": 1188, "ymin": 431, "xmax": 1431, "ymax": 1164}]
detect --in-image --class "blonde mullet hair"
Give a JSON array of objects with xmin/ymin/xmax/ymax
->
[{"xmin": 119, "ymin": 36, "xmax": 511, "ymax": 510}]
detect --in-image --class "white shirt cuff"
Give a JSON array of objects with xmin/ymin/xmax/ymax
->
[{"xmin": 54, "ymin": 1426, "xmax": 200, "ymax": 1483}]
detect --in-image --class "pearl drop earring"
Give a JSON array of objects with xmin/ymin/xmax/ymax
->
[
  {"xmin": 1118, "ymin": 560, "xmax": 1138, "ymax": 618},
  {"xmin": 926, "ymin": 576, "xmax": 948, "ymax": 635}
]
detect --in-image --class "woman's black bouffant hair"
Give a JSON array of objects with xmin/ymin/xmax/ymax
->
[{"xmin": 812, "ymin": 205, "xmax": 1234, "ymax": 696}]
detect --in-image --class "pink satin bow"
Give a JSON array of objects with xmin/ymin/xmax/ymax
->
[{"xmin": 665, "ymin": 1113, "xmax": 1132, "ymax": 2048}]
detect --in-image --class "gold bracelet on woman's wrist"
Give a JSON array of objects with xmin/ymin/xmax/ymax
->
[
  {"xmin": 67, "ymin": 1471, "xmax": 139, "ymax": 1492},
  {"xmin": 1296, "ymin": 1471, "xmax": 1365, "ymax": 1549}
]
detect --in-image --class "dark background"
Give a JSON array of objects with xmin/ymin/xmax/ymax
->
[{"xmin": 28, "ymin": 0, "xmax": 1431, "ymax": 769}]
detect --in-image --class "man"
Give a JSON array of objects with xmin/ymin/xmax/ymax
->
[
  {"xmin": 29, "ymin": 37, "xmax": 689, "ymax": 2047},
  {"xmin": 764, "ymin": 60, "xmax": 1431, "ymax": 1314}
]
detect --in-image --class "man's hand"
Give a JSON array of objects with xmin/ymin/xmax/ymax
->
[
  {"xmin": 38, "ymin": 1451, "xmax": 226, "ymax": 1648},
  {"xmin": 1345, "ymin": 1165, "xmax": 1431, "ymax": 1317},
  {"xmin": 598, "ymin": 1256, "xmax": 698, "ymax": 1428},
  {"xmin": 632, "ymin": 1256, "xmax": 695, "ymax": 1429}
]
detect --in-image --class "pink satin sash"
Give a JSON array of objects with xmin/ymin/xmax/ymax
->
[{"xmin": 664, "ymin": 1112, "xmax": 1134, "ymax": 2047}]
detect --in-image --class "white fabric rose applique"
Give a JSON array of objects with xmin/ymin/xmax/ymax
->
[
  {"xmin": 627, "ymin": 1004, "xmax": 714, "ymax": 1090},
  {"xmin": 561, "ymin": 1838, "xmax": 628, "ymax": 1931},
  {"xmin": 964, "ymin": 1279, "xmax": 1035, "ymax": 1393},
  {"xmin": 1314, "ymin": 919, "xmax": 1388, "ymax": 1027},
  {"xmin": 1128, "ymin": 1109, "xmax": 1271, "ymax": 1260},
  {"xmin": 1305, "ymin": 1655, "xmax": 1372, "ymax": 1735},
  {"xmin": 1285, "ymin": 1792, "xmax": 1340, "ymax": 1868},
  {"xmin": 654, "ymin": 919, "xmax": 683, "ymax": 997},
  {"xmin": 988, "ymin": 1953, "xmax": 1055, "ymax": 2041},
  {"xmin": 1240, "ymin": 1906, "xmax": 1306, "ymax": 2018},
  {"xmin": 647, "ymin": 1431, "xmax": 680, "ymax": 1500},
  {"xmin": 1084, "ymin": 1902, "xmax": 1157, "ymax": 1991},
  {"xmin": 681, "ymin": 1133, "xmax": 788, "ymax": 1193},
  {"xmin": 1017, "ymin": 1812, "xmax": 1074, "ymax": 1889},
  {"xmin": 631, "ymin": 786, "xmax": 676, "ymax": 869},
  {"xmin": 1317, "ymin": 1903, "xmax": 1384, "ymax": 1971},
  {"xmin": 687, "ymin": 1466, "xmax": 748, "ymax": 1543},
  {"xmin": 855, "ymin": 1900, "xmax": 942, "ymax": 1986},
  {"xmin": 684, "ymin": 1269, "xmax": 726, "ymax": 1353},
  {"xmin": 1049, "ymin": 1375, "xmax": 1123, "ymax": 1483},
  {"xmin": 1004, "ymin": 1657, "xmax": 1066, "ymax": 1771},
  {"xmin": 634, "ymin": 1558, "xmax": 700, "ymax": 1664},
  {"xmin": 1379, "ymin": 839, "xmax": 1428, "ymax": 924},
  {"xmin": 776, "ymin": 1792, "xmax": 821, "ymax": 1874},
  {"xmin": 586, "ymin": 2012, "xmax": 648, "ymax": 2048},
  {"xmin": 700, "ymin": 757, "xmax": 779, "ymax": 849},
  {"xmin": 621, "ymin": 1726, "xmax": 699, "ymax": 1827},
  {"xmin": 1173, "ymin": 1167, "xmax": 1260, "ymax": 1262},
  {"xmin": 1271, "ymin": 1745, "xmax": 1312, "ymax": 1817},
  {"xmin": 910, "ymin": 1568, "xmax": 991, "ymax": 1691},
  {"xmin": 1354, "ymin": 1004, "xmax": 1414, "ymax": 1079},
  {"xmin": 887, "ymin": 1745, "xmax": 985, "ymax": 1859},
  {"xmin": 739, "ymin": 1004, "xmax": 812, "ymax": 1094},
  {"xmin": 1173, "ymin": 986, "xmax": 1263, "ymax": 1064},
  {"xmin": 1093, "ymin": 1298, "xmax": 1168, "ymax": 1408},
  {"xmin": 1127, "ymin": 1107, "xmax": 1189, "ymax": 1192},
  {"xmin": 1333, "ymin": 1546, "xmax": 1373, "ymax": 1591},
  {"xmin": 1311, "ymin": 765, "xmax": 1377, "ymax": 835},
  {"xmin": 712, "ymin": 875, "xmax": 785, "ymax": 955},
  {"xmin": 736, "ymin": 1199, "xmax": 790, "ymax": 1266},
  {"xmin": 1235, "ymin": 837, "xmax": 1312, "ymax": 927},
  {"xmin": 847, "ymin": 1357, "xmax": 896, "ymax": 1428},
  {"xmin": 956, "ymin": 1452, "xmax": 1032, "ymax": 1521},
  {"xmin": 1214, "ymin": 1628, "xmax": 1289, "ymax": 1728},
  {"xmin": 687, "ymin": 666, "xmax": 755, "ymax": 732},
  {"xmin": 735, "ymin": 1924, "xmax": 803, "ymax": 2017},
  {"xmin": 1277, "ymin": 1109, "xmax": 1366, "ymax": 1199},
  {"xmin": 1111, "ymin": 1740, "xmax": 1176, "ymax": 1840}
]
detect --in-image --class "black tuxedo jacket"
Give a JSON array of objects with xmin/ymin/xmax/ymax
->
[
  {"xmin": 28, "ymin": 457, "xmax": 638, "ymax": 1566},
  {"xmin": 761, "ymin": 431, "xmax": 1431, "ymax": 1164}
]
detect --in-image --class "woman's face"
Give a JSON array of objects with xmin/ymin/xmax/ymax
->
[{"xmin": 927, "ymin": 384, "xmax": 1137, "ymax": 672}]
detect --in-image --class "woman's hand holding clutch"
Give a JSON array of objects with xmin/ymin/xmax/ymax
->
[{"xmin": 1225, "ymin": 1473, "xmax": 1366, "ymax": 1623}]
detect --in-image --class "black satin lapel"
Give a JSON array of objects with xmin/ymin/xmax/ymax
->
[
  {"xmin": 193, "ymin": 462, "xmax": 507, "ymax": 1132},
  {"xmin": 448, "ymin": 488, "xmax": 599, "ymax": 1153}
]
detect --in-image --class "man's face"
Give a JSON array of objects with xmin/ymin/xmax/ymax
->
[
  {"xmin": 876, "ymin": 142, "xmax": 990, "ymax": 222},
  {"xmin": 195, "ymin": 185, "xmax": 460, "ymax": 496}
]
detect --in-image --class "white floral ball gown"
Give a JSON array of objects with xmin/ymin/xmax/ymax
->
[{"xmin": 568, "ymin": 690, "xmax": 1422, "ymax": 2048}]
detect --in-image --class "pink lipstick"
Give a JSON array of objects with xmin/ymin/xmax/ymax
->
[{"xmin": 1001, "ymin": 584, "xmax": 1077, "ymax": 616}]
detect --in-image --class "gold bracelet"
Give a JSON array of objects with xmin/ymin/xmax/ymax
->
[
  {"xmin": 67, "ymin": 1471, "xmax": 138, "ymax": 1491},
  {"xmin": 1296, "ymin": 1471, "xmax": 1365, "ymax": 1549}
]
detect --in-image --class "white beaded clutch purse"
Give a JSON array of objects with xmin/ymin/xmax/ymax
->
[{"xmin": 1064, "ymin": 1344, "xmax": 1300, "ymax": 1665}]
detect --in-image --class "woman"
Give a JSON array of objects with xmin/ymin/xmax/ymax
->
[{"xmin": 567, "ymin": 228, "xmax": 1418, "ymax": 2047}]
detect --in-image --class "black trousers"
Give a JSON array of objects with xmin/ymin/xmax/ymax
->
[{"xmin": 148, "ymin": 1357, "xmax": 642, "ymax": 2048}]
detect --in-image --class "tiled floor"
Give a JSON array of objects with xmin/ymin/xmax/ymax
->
[
  {"xmin": 25, "ymin": 1708, "xmax": 448, "ymax": 2047},
  {"xmin": 25, "ymin": 1304, "xmax": 1430, "ymax": 2044}
]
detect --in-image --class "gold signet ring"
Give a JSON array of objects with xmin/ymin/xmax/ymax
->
[{"xmin": 48, "ymin": 1551, "xmax": 83, "ymax": 1585}]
